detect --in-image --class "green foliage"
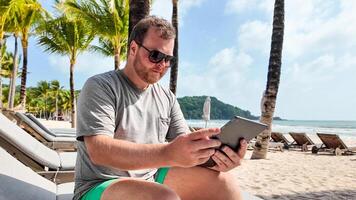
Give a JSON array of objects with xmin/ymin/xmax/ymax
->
[
  {"xmin": 37, "ymin": 15, "xmax": 94, "ymax": 58},
  {"xmin": 62, "ymin": 0, "xmax": 129, "ymax": 66},
  {"xmin": 178, "ymin": 96, "xmax": 258, "ymax": 120},
  {"xmin": 0, "ymin": 80, "xmax": 74, "ymax": 118}
]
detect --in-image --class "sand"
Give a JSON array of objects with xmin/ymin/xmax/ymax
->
[
  {"xmin": 232, "ymin": 150, "xmax": 356, "ymax": 200},
  {"xmin": 39, "ymin": 119, "xmax": 356, "ymax": 200}
]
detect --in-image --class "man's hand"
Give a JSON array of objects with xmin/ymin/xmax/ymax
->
[
  {"xmin": 208, "ymin": 139, "xmax": 248, "ymax": 172},
  {"xmin": 165, "ymin": 128, "xmax": 221, "ymax": 168}
]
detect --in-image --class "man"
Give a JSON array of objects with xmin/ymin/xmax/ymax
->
[{"xmin": 74, "ymin": 16, "xmax": 247, "ymax": 200}]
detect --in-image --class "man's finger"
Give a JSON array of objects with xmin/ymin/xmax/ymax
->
[
  {"xmin": 214, "ymin": 150, "xmax": 234, "ymax": 167},
  {"xmin": 189, "ymin": 128, "xmax": 220, "ymax": 140},
  {"xmin": 195, "ymin": 148, "xmax": 216, "ymax": 158},
  {"xmin": 221, "ymin": 146, "xmax": 240, "ymax": 165},
  {"xmin": 191, "ymin": 139, "xmax": 221, "ymax": 151},
  {"xmin": 237, "ymin": 139, "xmax": 248, "ymax": 158},
  {"xmin": 211, "ymin": 155, "xmax": 228, "ymax": 169}
]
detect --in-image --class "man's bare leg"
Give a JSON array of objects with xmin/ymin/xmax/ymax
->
[
  {"xmin": 164, "ymin": 167, "xmax": 242, "ymax": 200},
  {"xmin": 101, "ymin": 179, "xmax": 180, "ymax": 200}
]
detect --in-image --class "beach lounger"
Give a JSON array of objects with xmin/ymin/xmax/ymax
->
[
  {"xmin": 0, "ymin": 146, "xmax": 74, "ymax": 199},
  {"xmin": 314, "ymin": 133, "xmax": 356, "ymax": 155},
  {"xmin": 0, "ymin": 113, "xmax": 76, "ymax": 183},
  {"xmin": 271, "ymin": 132, "xmax": 292, "ymax": 144},
  {"xmin": 25, "ymin": 113, "xmax": 76, "ymax": 137},
  {"xmin": 3, "ymin": 111, "xmax": 76, "ymax": 151},
  {"xmin": 289, "ymin": 132, "xmax": 315, "ymax": 151},
  {"xmin": 270, "ymin": 132, "xmax": 296, "ymax": 149}
]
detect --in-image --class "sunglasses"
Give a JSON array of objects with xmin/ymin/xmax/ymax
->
[{"xmin": 135, "ymin": 41, "xmax": 176, "ymax": 66}]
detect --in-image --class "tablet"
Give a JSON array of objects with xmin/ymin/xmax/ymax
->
[{"xmin": 199, "ymin": 116, "xmax": 268, "ymax": 167}]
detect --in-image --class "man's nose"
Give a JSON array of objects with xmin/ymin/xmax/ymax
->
[{"xmin": 156, "ymin": 59, "xmax": 167, "ymax": 68}]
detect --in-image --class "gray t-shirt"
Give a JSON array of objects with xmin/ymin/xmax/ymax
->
[{"xmin": 73, "ymin": 70, "xmax": 189, "ymax": 200}]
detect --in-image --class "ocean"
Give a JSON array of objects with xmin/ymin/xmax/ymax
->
[{"xmin": 186, "ymin": 119, "xmax": 356, "ymax": 141}]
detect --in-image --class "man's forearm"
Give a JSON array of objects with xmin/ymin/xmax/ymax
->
[{"xmin": 85, "ymin": 135, "xmax": 172, "ymax": 170}]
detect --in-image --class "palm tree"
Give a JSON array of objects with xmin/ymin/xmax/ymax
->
[
  {"xmin": 16, "ymin": 0, "xmax": 48, "ymax": 109},
  {"xmin": 89, "ymin": 35, "xmax": 128, "ymax": 65},
  {"xmin": 58, "ymin": 89, "xmax": 71, "ymax": 121},
  {"xmin": 0, "ymin": 1, "xmax": 12, "ymax": 108},
  {"xmin": 7, "ymin": 33, "xmax": 20, "ymax": 110},
  {"xmin": 0, "ymin": 41, "xmax": 14, "ymax": 108},
  {"xmin": 1, "ymin": 48, "xmax": 21, "ymax": 108},
  {"xmin": 32, "ymin": 80, "xmax": 50, "ymax": 119},
  {"xmin": 128, "ymin": 0, "xmax": 150, "ymax": 37},
  {"xmin": 50, "ymin": 80, "xmax": 63, "ymax": 121},
  {"xmin": 63, "ymin": 0, "xmax": 129, "ymax": 70},
  {"xmin": 37, "ymin": 15, "xmax": 94, "ymax": 127},
  {"xmin": 169, "ymin": 0, "xmax": 178, "ymax": 95},
  {"xmin": 0, "ymin": 38, "xmax": 6, "ymax": 109},
  {"xmin": 1, "ymin": 47, "xmax": 19, "ymax": 79},
  {"xmin": 1, "ymin": 0, "xmax": 23, "ymax": 110},
  {"xmin": 251, "ymin": 0, "xmax": 285, "ymax": 159}
]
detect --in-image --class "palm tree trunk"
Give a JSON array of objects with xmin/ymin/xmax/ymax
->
[
  {"xmin": 114, "ymin": 45, "xmax": 121, "ymax": 70},
  {"xmin": 69, "ymin": 59, "xmax": 76, "ymax": 128},
  {"xmin": 0, "ymin": 38, "xmax": 3, "ymax": 110},
  {"xmin": 251, "ymin": 0, "xmax": 284, "ymax": 159},
  {"xmin": 20, "ymin": 35, "xmax": 28, "ymax": 110},
  {"xmin": 45, "ymin": 95, "xmax": 48, "ymax": 120},
  {"xmin": 8, "ymin": 34, "xmax": 19, "ymax": 110},
  {"xmin": 0, "ymin": 75, "xmax": 2, "ymax": 110},
  {"xmin": 128, "ymin": 0, "xmax": 150, "ymax": 38},
  {"xmin": 169, "ymin": 0, "xmax": 179, "ymax": 95},
  {"xmin": 55, "ymin": 91, "xmax": 58, "ymax": 121}
]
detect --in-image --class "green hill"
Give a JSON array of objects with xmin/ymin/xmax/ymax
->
[{"xmin": 177, "ymin": 96, "xmax": 258, "ymax": 120}]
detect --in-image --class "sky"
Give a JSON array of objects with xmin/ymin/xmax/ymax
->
[{"xmin": 4, "ymin": 0, "xmax": 356, "ymax": 121}]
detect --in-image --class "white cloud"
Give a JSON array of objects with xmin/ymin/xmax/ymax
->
[
  {"xmin": 238, "ymin": 20, "xmax": 271, "ymax": 54},
  {"xmin": 180, "ymin": 0, "xmax": 207, "ymax": 16},
  {"xmin": 284, "ymin": 0, "xmax": 356, "ymax": 60},
  {"xmin": 156, "ymin": 0, "xmax": 356, "ymax": 120},
  {"xmin": 177, "ymin": 48, "xmax": 265, "ymax": 115},
  {"xmin": 219, "ymin": 0, "xmax": 356, "ymax": 119},
  {"xmin": 277, "ymin": 53, "xmax": 356, "ymax": 120}
]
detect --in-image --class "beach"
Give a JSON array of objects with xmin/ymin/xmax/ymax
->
[
  {"xmin": 39, "ymin": 119, "xmax": 356, "ymax": 200},
  {"xmin": 233, "ymin": 150, "xmax": 356, "ymax": 200}
]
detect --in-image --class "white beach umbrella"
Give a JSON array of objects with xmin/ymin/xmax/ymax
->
[{"xmin": 202, "ymin": 96, "xmax": 211, "ymax": 128}]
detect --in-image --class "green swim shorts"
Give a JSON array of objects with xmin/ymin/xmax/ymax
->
[{"xmin": 81, "ymin": 167, "xmax": 170, "ymax": 200}]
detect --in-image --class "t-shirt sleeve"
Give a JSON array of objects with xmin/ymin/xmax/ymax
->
[
  {"xmin": 166, "ymin": 98, "xmax": 190, "ymax": 141},
  {"xmin": 76, "ymin": 77, "xmax": 116, "ymax": 140}
]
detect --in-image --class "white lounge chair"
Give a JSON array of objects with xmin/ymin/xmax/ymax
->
[
  {"xmin": 0, "ymin": 113, "xmax": 76, "ymax": 183},
  {"xmin": 25, "ymin": 113, "xmax": 76, "ymax": 137},
  {"xmin": 0, "ymin": 146, "xmax": 74, "ymax": 200},
  {"xmin": 3, "ymin": 111, "xmax": 76, "ymax": 151}
]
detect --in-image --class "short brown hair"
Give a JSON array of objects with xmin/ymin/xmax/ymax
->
[{"xmin": 128, "ymin": 16, "xmax": 176, "ymax": 45}]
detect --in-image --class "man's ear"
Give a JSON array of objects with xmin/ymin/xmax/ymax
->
[{"xmin": 129, "ymin": 40, "xmax": 137, "ymax": 56}]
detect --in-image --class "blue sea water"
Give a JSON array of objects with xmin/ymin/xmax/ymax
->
[{"xmin": 186, "ymin": 119, "xmax": 356, "ymax": 139}]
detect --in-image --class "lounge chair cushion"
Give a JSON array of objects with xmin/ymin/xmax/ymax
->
[
  {"xmin": 25, "ymin": 113, "xmax": 76, "ymax": 137},
  {"xmin": 0, "ymin": 147, "xmax": 74, "ymax": 200},
  {"xmin": 15, "ymin": 112, "xmax": 75, "ymax": 142},
  {"xmin": 0, "ymin": 113, "xmax": 76, "ymax": 170},
  {"xmin": 59, "ymin": 152, "xmax": 78, "ymax": 170},
  {"xmin": 57, "ymin": 182, "xmax": 75, "ymax": 200}
]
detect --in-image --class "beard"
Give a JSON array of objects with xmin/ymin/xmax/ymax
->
[{"xmin": 133, "ymin": 54, "xmax": 167, "ymax": 84}]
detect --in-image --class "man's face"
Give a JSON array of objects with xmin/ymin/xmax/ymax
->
[{"xmin": 132, "ymin": 28, "xmax": 175, "ymax": 85}]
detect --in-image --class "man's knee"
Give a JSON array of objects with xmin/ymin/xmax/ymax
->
[
  {"xmin": 216, "ymin": 172, "xmax": 241, "ymax": 199},
  {"xmin": 215, "ymin": 172, "xmax": 233, "ymax": 187},
  {"xmin": 101, "ymin": 180, "xmax": 180, "ymax": 200},
  {"xmin": 157, "ymin": 187, "xmax": 181, "ymax": 200}
]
